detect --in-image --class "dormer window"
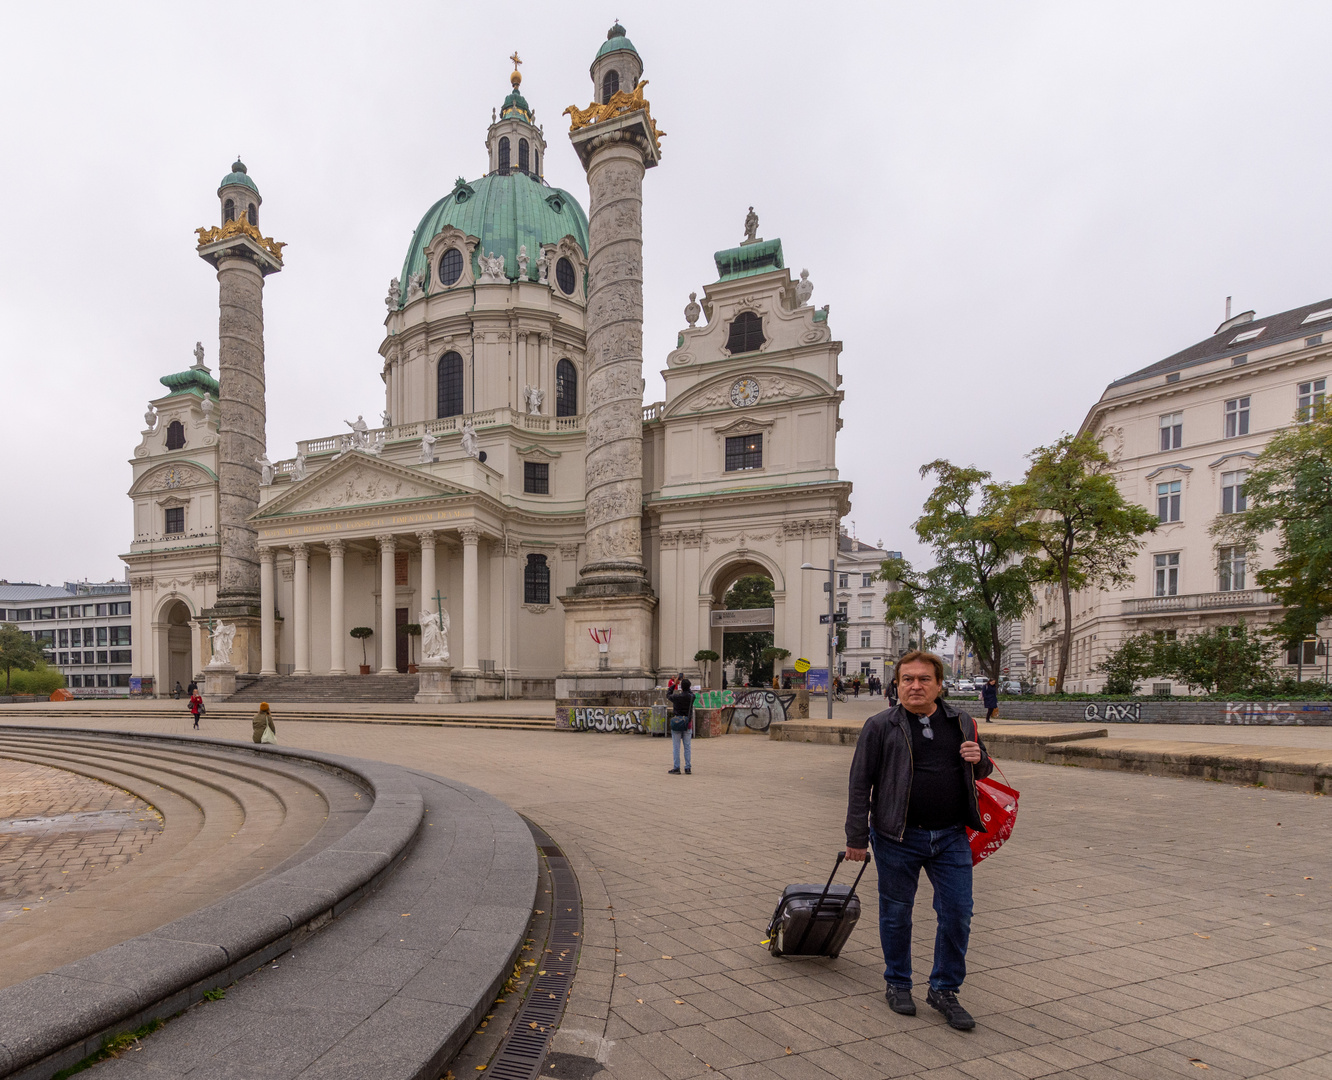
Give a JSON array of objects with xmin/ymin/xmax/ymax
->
[
  {"xmin": 498, "ymin": 137, "xmax": 510, "ymax": 174},
  {"xmin": 223, "ymin": 198, "xmax": 235, "ymax": 224},
  {"xmin": 725, "ymin": 312, "xmax": 765, "ymax": 354},
  {"xmin": 438, "ymin": 247, "xmax": 463, "ymax": 287},
  {"xmin": 518, "ymin": 138, "xmax": 529, "ymax": 173},
  {"xmin": 602, "ymin": 70, "xmax": 619, "ymax": 103},
  {"xmin": 165, "ymin": 420, "xmax": 186, "ymax": 450}
]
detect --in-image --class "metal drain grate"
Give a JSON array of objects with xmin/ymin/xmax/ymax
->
[{"xmin": 485, "ymin": 821, "xmax": 583, "ymax": 1080}]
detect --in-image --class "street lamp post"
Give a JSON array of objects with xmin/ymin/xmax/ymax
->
[{"xmin": 801, "ymin": 559, "xmax": 836, "ymax": 719}]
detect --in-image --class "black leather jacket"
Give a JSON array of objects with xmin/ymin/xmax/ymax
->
[{"xmin": 845, "ymin": 700, "xmax": 994, "ymax": 848}]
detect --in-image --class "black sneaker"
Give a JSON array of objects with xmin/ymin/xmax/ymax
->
[
  {"xmin": 885, "ymin": 986, "xmax": 916, "ymax": 1015},
  {"xmin": 668, "ymin": 768, "xmax": 681, "ymax": 774},
  {"xmin": 926, "ymin": 988, "xmax": 974, "ymax": 1030},
  {"xmin": 684, "ymin": 767, "xmax": 691, "ymax": 774}
]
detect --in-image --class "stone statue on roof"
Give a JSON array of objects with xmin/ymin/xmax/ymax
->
[
  {"xmin": 344, "ymin": 415, "xmax": 369, "ymax": 447},
  {"xmin": 795, "ymin": 269, "xmax": 813, "ymax": 307},
  {"xmin": 517, "ymin": 244, "xmax": 529, "ymax": 281},
  {"xmin": 460, "ymin": 421, "xmax": 480, "ymax": 459},
  {"xmin": 744, "ymin": 206, "xmax": 759, "ymax": 243},
  {"xmin": 255, "ymin": 454, "xmax": 274, "ymax": 486},
  {"xmin": 144, "ymin": 404, "xmax": 158, "ymax": 432},
  {"xmin": 292, "ymin": 453, "xmax": 307, "ymax": 480},
  {"xmin": 478, "ymin": 251, "xmax": 506, "ymax": 284},
  {"xmin": 192, "ymin": 341, "xmax": 207, "ymax": 369},
  {"xmin": 385, "ymin": 277, "xmax": 401, "ymax": 309},
  {"xmin": 419, "ymin": 430, "xmax": 436, "ymax": 464}
]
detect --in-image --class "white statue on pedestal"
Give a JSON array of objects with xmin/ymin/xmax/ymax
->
[
  {"xmin": 344, "ymin": 415, "xmax": 369, "ymax": 448},
  {"xmin": 380, "ymin": 409, "xmax": 392, "ymax": 429},
  {"xmin": 684, "ymin": 292, "xmax": 701, "ymax": 327},
  {"xmin": 192, "ymin": 341, "xmax": 208, "ymax": 370},
  {"xmin": 478, "ymin": 251, "xmax": 506, "ymax": 284},
  {"xmin": 420, "ymin": 608, "xmax": 450, "ymax": 663},
  {"xmin": 365, "ymin": 431, "xmax": 385, "ymax": 456},
  {"xmin": 144, "ymin": 405, "xmax": 158, "ymax": 432},
  {"xmin": 536, "ymin": 249, "xmax": 550, "ymax": 285},
  {"xmin": 385, "ymin": 277, "xmax": 401, "ymax": 308},
  {"xmin": 419, "ymin": 430, "xmax": 436, "ymax": 464},
  {"xmin": 200, "ymin": 392, "xmax": 215, "ymax": 418},
  {"xmin": 795, "ymin": 268, "xmax": 814, "ymax": 306},
  {"xmin": 210, "ymin": 622, "xmax": 236, "ymax": 666},
  {"xmin": 406, "ymin": 271, "xmax": 426, "ymax": 301},
  {"xmin": 517, "ymin": 244, "xmax": 529, "ymax": 281},
  {"xmin": 255, "ymin": 454, "xmax": 274, "ymax": 486},
  {"xmin": 460, "ymin": 421, "xmax": 479, "ymax": 459},
  {"xmin": 292, "ymin": 453, "xmax": 307, "ymax": 480},
  {"xmin": 523, "ymin": 385, "xmax": 546, "ymax": 415}
]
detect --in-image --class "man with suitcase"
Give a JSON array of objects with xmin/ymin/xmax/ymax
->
[{"xmin": 844, "ymin": 650, "xmax": 993, "ymax": 1031}]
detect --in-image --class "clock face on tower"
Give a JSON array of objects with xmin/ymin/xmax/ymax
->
[
  {"xmin": 162, "ymin": 467, "xmax": 183, "ymax": 489},
  {"xmin": 729, "ymin": 377, "xmax": 761, "ymax": 408}
]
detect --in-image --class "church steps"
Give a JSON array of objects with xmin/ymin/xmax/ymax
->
[
  {"xmin": 0, "ymin": 703, "xmax": 555, "ymax": 731},
  {"xmin": 227, "ymin": 674, "xmax": 422, "ymax": 703}
]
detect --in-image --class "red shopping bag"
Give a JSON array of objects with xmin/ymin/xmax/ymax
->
[{"xmin": 966, "ymin": 715, "xmax": 1019, "ymax": 866}]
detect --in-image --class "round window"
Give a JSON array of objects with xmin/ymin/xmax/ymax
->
[
  {"xmin": 556, "ymin": 257, "xmax": 576, "ymax": 295},
  {"xmin": 438, "ymin": 247, "xmax": 464, "ymax": 287}
]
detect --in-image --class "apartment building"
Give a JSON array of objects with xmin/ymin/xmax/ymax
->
[{"xmin": 0, "ymin": 580, "xmax": 134, "ymax": 694}]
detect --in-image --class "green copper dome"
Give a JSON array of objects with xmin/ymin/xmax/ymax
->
[
  {"xmin": 218, "ymin": 158, "xmax": 259, "ymax": 196},
  {"xmin": 397, "ymin": 171, "xmax": 589, "ymax": 304},
  {"xmin": 160, "ymin": 367, "xmax": 220, "ymax": 397},
  {"xmin": 501, "ymin": 90, "xmax": 532, "ymax": 122},
  {"xmin": 596, "ymin": 22, "xmax": 638, "ymax": 60}
]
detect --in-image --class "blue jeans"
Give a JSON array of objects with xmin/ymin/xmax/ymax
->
[
  {"xmin": 671, "ymin": 729, "xmax": 692, "ymax": 769},
  {"xmin": 869, "ymin": 825, "xmax": 973, "ymax": 992}
]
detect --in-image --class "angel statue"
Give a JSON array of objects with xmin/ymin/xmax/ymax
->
[
  {"xmin": 254, "ymin": 454, "xmax": 274, "ymax": 486},
  {"xmin": 209, "ymin": 622, "xmax": 237, "ymax": 667},
  {"xmin": 419, "ymin": 608, "xmax": 450, "ymax": 664},
  {"xmin": 460, "ymin": 421, "xmax": 480, "ymax": 459},
  {"xmin": 385, "ymin": 277, "xmax": 401, "ymax": 309},
  {"xmin": 530, "ymin": 387, "xmax": 545, "ymax": 414}
]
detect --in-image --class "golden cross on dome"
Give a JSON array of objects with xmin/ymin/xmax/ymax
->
[{"xmin": 510, "ymin": 51, "xmax": 522, "ymax": 72}]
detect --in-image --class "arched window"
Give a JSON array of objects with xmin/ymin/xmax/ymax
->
[
  {"xmin": 498, "ymin": 137, "xmax": 510, "ymax": 174},
  {"xmin": 438, "ymin": 247, "xmax": 463, "ymax": 287},
  {"xmin": 725, "ymin": 311, "xmax": 766, "ymax": 354},
  {"xmin": 165, "ymin": 420, "xmax": 186, "ymax": 450},
  {"xmin": 437, "ymin": 352, "xmax": 464, "ymax": 418},
  {"xmin": 556, "ymin": 359, "xmax": 578, "ymax": 417},
  {"xmin": 532, "ymin": 150, "xmax": 539, "ymax": 176},
  {"xmin": 524, "ymin": 554, "xmax": 550, "ymax": 605},
  {"xmin": 248, "ymin": 203, "xmax": 258, "ymax": 228},
  {"xmin": 223, "ymin": 198, "xmax": 235, "ymax": 224},
  {"xmin": 602, "ymin": 70, "xmax": 620, "ymax": 103},
  {"xmin": 555, "ymin": 256, "xmax": 576, "ymax": 296},
  {"xmin": 518, "ymin": 138, "xmax": 529, "ymax": 173}
]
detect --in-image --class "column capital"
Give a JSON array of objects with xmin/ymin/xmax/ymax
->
[
  {"xmin": 376, "ymin": 533, "xmax": 396, "ymax": 551},
  {"xmin": 290, "ymin": 541, "xmax": 309, "ymax": 559},
  {"xmin": 416, "ymin": 530, "xmax": 437, "ymax": 550},
  {"xmin": 258, "ymin": 548, "xmax": 275, "ymax": 565},
  {"xmin": 459, "ymin": 526, "xmax": 482, "ymax": 546},
  {"xmin": 326, "ymin": 538, "xmax": 346, "ymax": 557}
]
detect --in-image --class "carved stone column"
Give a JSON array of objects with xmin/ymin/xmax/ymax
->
[
  {"xmin": 291, "ymin": 543, "xmax": 310, "ymax": 675},
  {"xmin": 377, "ymin": 534, "xmax": 397, "ymax": 675},
  {"xmin": 327, "ymin": 539, "xmax": 346, "ymax": 675},
  {"xmin": 418, "ymin": 531, "xmax": 437, "ymax": 624},
  {"xmin": 460, "ymin": 526, "xmax": 480, "ymax": 673},
  {"xmin": 259, "ymin": 548, "xmax": 277, "ymax": 676}
]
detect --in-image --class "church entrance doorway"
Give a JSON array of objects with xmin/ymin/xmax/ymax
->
[
  {"xmin": 161, "ymin": 600, "xmax": 193, "ymax": 695},
  {"xmin": 395, "ymin": 608, "xmax": 409, "ymax": 673},
  {"xmin": 709, "ymin": 562, "xmax": 778, "ymax": 688}
]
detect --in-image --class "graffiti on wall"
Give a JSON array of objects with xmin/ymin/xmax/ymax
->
[
  {"xmin": 1083, "ymin": 702, "xmax": 1143, "ymax": 722},
  {"xmin": 696, "ymin": 689, "xmax": 734, "ymax": 709},
  {"xmin": 1080, "ymin": 700, "xmax": 1331, "ymax": 725},
  {"xmin": 1224, "ymin": 702, "xmax": 1300, "ymax": 724},
  {"xmin": 725, "ymin": 690, "xmax": 796, "ymax": 733},
  {"xmin": 568, "ymin": 707, "xmax": 648, "ymax": 733}
]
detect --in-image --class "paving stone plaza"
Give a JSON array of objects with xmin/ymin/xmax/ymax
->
[{"xmin": 0, "ymin": 711, "xmax": 1328, "ymax": 1079}]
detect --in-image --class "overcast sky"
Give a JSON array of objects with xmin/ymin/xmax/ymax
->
[{"xmin": 4, "ymin": 1, "xmax": 1331, "ymax": 585}]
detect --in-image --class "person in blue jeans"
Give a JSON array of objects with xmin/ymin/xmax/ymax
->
[
  {"xmin": 667, "ymin": 675, "xmax": 695, "ymax": 775},
  {"xmin": 844, "ymin": 651, "xmax": 993, "ymax": 1031}
]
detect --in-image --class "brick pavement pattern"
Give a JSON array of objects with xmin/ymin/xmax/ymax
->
[
  {"xmin": 4, "ymin": 713, "xmax": 1330, "ymax": 1079},
  {"xmin": 0, "ymin": 757, "xmax": 162, "ymax": 924}
]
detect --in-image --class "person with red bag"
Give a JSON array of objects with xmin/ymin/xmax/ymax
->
[{"xmin": 844, "ymin": 650, "xmax": 993, "ymax": 1031}]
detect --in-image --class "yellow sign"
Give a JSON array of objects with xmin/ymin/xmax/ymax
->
[
  {"xmin": 1048, "ymin": 677, "xmax": 1057, "ymax": 687},
  {"xmin": 794, "ymin": 658, "xmax": 811, "ymax": 674}
]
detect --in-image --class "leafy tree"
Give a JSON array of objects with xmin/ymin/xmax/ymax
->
[
  {"xmin": 349, "ymin": 626, "xmax": 374, "ymax": 668},
  {"xmin": 1012, "ymin": 432, "xmax": 1159, "ymax": 693},
  {"xmin": 1095, "ymin": 633, "xmax": 1158, "ymax": 695},
  {"xmin": 721, "ymin": 575, "xmax": 775, "ymax": 684},
  {"xmin": 1159, "ymin": 621, "xmax": 1277, "ymax": 696},
  {"xmin": 880, "ymin": 460, "xmax": 1035, "ymax": 683},
  {"xmin": 693, "ymin": 649, "xmax": 719, "ymax": 687},
  {"xmin": 1211, "ymin": 405, "xmax": 1332, "ymax": 648},
  {"xmin": 0, "ymin": 623, "xmax": 45, "ymax": 692}
]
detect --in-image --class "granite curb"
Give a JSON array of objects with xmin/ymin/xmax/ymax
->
[{"xmin": 0, "ymin": 728, "xmax": 425, "ymax": 1080}]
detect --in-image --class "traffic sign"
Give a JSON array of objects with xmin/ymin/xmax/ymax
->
[
  {"xmin": 819, "ymin": 613, "xmax": 849, "ymax": 624},
  {"xmin": 794, "ymin": 657, "xmax": 811, "ymax": 674}
]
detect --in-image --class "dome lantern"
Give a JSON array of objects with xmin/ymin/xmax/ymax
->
[
  {"xmin": 590, "ymin": 22, "xmax": 642, "ymax": 103},
  {"xmin": 217, "ymin": 156, "xmax": 262, "ymax": 230},
  {"xmin": 487, "ymin": 53, "xmax": 545, "ymax": 178}
]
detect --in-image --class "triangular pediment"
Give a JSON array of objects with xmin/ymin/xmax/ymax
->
[{"xmin": 254, "ymin": 452, "xmax": 466, "ymax": 519}]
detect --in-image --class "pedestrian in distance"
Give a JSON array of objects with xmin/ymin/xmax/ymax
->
[
  {"xmin": 844, "ymin": 650, "xmax": 994, "ymax": 1031},
  {"xmin": 186, "ymin": 679, "xmax": 198, "ymax": 696},
  {"xmin": 982, "ymin": 678, "xmax": 999, "ymax": 723},
  {"xmin": 666, "ymin": 675, "xmax": 694, "ymax": 775},
  {"xmin": 887, "ymin": 676, "xmax": 899, "ymax": 705},
  {"xmin": 188, "ymin": 689, "xmax": 204, "ymax": 730},
  {"xmin": 252, "ymin": 702, "xmax": 277, "ymax": 745},
  {"xmin": 173, "ymin": 681, "xmax": 183, "ymax": 700}
]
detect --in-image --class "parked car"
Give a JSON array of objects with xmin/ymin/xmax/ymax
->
[
  {"xmin": 955, "ymin": 678, "xmax": 975, "ymax": 692},
  {"xmin": 1000, "ymin": 680, "xmax": 1024, "ymax": 694}
]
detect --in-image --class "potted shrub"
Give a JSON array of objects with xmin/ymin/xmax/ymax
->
[
  {"xmin": 350, "ymin": 626, "xmax": 374, "ymax": 674},
  {"xmin": 693, "ymin": 649, "xmax": 720, "ymax": 689},
  {"xmin": 402, "ymin": 623, "xmax": 421, "ymax": 674}
]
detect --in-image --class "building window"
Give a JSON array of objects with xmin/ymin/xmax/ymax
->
[
  {"xmin": 1298, "ymin": 378, "xmax": 1326, "ymax": 422},
  {"xmin": 111, "ymin": 626, "xmax": 132, "ymax": 646},
  {"xmin": 1156, "ymin": 480, "xmax": 1181, "ymax": 522},
  {"xmin": 1288, "ymin": 639, "xmax": 1318, "ymax": 665},
  {"xmin": 862, "ymin": 573, "xmax": 873, "ymax": 587},
  {"xmin": 1218, "ymin": 546, "xmax": 1246, "ymax": 592},
  {"xmin": 602, "ymin": 69, "xmax": 619, "ymax": 103},
  {"xmin": 223, "ymin": 198, "xmax": 235, "ymax": 223},
  {"xmin": 1154, "ymin": 553, "xmax": 1180, "ymax": 597},
  {"xmin": 860, "ymin": 600, "xmax": 873, "ymax": 617},
  {"xmin": 1159, "ymin": 412, "xmax": 1183, "ymax": 451},
  {"xmin": 1224, "ymin": 397, "xmax": 1249, "ymax": 438},
  {"xmin": 1152, "ymin": 629, "xmax": 1177, "ymax": 644},
  {"xmin": 532, "ymin": 150, "xmax": 539, "ymax": 176},
  {"xmin": 498, "ymin": 136, "xmax": 510, "ymax": 173},
  {"xmin": 837, "ymin": 601, "xmax": 848, "ymax": 615},
  {"xmin": 164, "ymin": 507, "xmax": 185, "ymax": 535},
  {"xmin": 437, "ymin": 351, "xmax": 464, "ymax": 418},
  {"xmin": 556, "ymin": 256, "xmax": 576, "ymax": 295},
  {"xmin": 860, "ymin": 630, "xmax": 872, "ymax": 649},
  {"xmin": 111, "ymin": 674, "xmax": 130, "ymax": 688},
  {"xmin": 248, "ymin": 203, "xmax": 258, "ymax": 228},
  {"xmin": 438, "ymin": 247, "xmax": 463, "ymax": 287},
  {"xmin": 724, "ymin": 433, "xmax": 763, "ymax": 471},
  {"xmin": 58, "ymin": 629, "xmax": 68, "ymax": 647},
  {"xmin": 556, "ymin": 358, "xmax": 578, "ymax": 416},
  {"xmin": 112, "ymin": 602, "xmax": 130, "ymax": 615},
  {"xmin": 524, "ymin": 461, "xmax": 549, "ymax": 494},
  {"xmin": 725, "ymin": 312, "xmax": 765, "ymax": 354},
  {"xmin": 838, "ymin": 573, "xmax": 849, "ymax": 588},
  {"xmin": 518, "ymin": 138, "xmax": 529, "ymax": 173},
  {"xmin": 109, "ymin": 650, "xmax": 132, "ymax": 664},
  {"xmin": 1308, "ymin": 335, "xmax": 1323, "ymax": 347},
  {"xmin": 165, "ymin": 420, "xmax": 186, "ymax": 450},
  {"xmin": 524, "ymin": 554, "xmax": 550, "ymax": 605},
  {"xmin": 97, "ymin": 627, "xmax": 108, "ymax": 647},
  {"xmin": 1220, "ymin": 469, "xmax": 1247, "ymax": 515},
  {"xmin": 97, "ymin": 652, "xmax": 108, "ymax": 665},
  {"xmin": 58, "ymin": 652, "xmax": 68, "ymax": 665}
]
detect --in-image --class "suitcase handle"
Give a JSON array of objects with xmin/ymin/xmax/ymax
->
[{"xmin": 793, "ymin": 851, "xmax": 870, "ymax": 954}]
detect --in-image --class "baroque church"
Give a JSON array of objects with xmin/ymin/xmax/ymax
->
[{"xmin": 123, "ymin": 25, "xmax": 851, "ymax": 701}]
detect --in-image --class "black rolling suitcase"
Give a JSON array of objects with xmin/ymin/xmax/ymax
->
[{"xmin": 766, "ymin": 852, "xmax": 869, "ymax": 958}]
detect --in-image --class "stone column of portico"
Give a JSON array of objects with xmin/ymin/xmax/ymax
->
[
  {"xmin": 377, "ymin": 534, "xmax": 397, "ymax": 674},
  {"xmin": 259, "ymin": 548, "xmax": 277, "ymax": 675},
  {"xmin": 327, "ymin": 539, "xmax": 346, "ymax": 675},
  {"xmin": 291, "ymin": 543, "xmax": 310, "ymax": 676},
  {"xmin": 418, "ymin": 531, "xmax": 437, "ymax": 624},
  {"xmin": 460, "ymin": 527, "xmax": 480, "ymax": 673}
]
